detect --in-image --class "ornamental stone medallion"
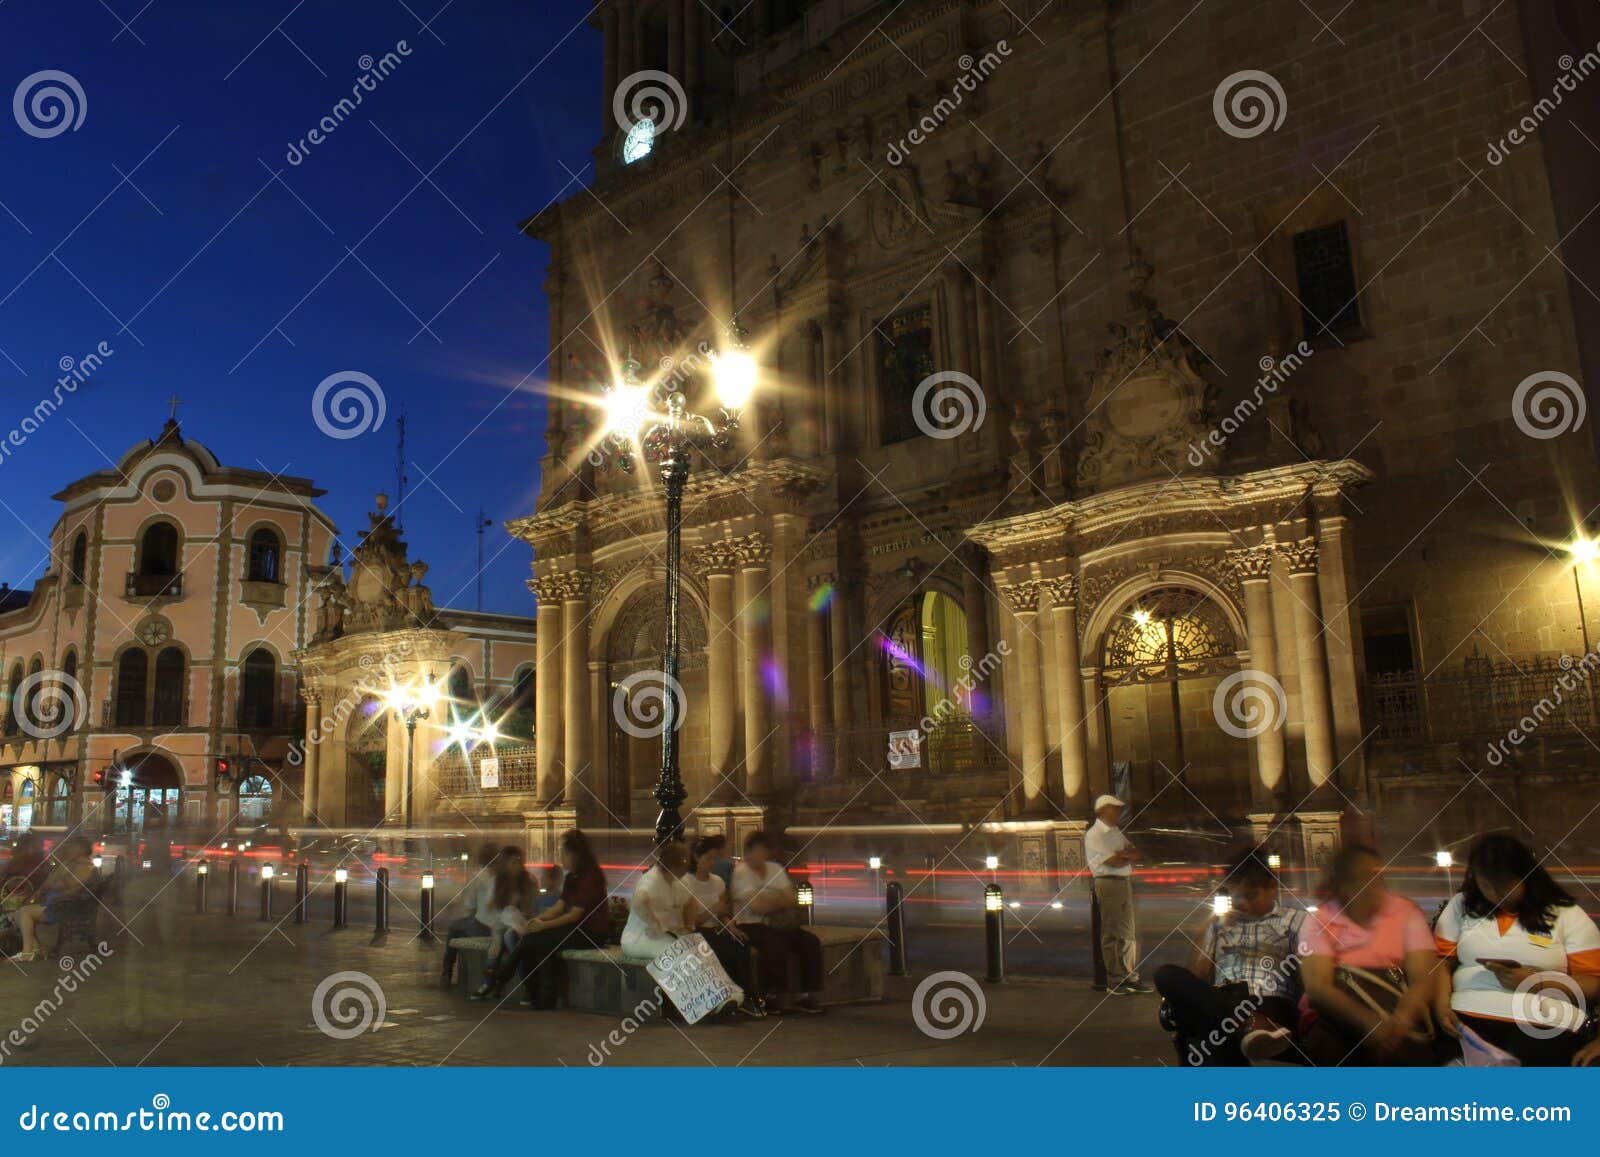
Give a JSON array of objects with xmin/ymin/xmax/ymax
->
[{"xmin": 1076, "ymin": 259, "xmax": 1214, "ymax": 493}]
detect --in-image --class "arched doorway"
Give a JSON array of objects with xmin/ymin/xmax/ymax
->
[
  {"xmin": 236, "ymin": 774, "xmax": 273, "ymax": 826},
  {"xmin": 877, "ymin": 588, "xmax": 974, "ymax": 770},
  {"xmin": 345, "ymin": 696, "xmax": 390, "ymax": 826},
  {"xmin": 605, "ymin": 589, "xmax": 707, "ymax": 824},
  {"xmin": 1100, "ymin": 586, "xmax": 1251, "ymax": 818},
  {"xmin": 112, "ymin": 751, "xmax": 182, "ymax": 834}
]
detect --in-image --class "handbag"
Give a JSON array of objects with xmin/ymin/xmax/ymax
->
[{"xmin": 1333, "ymin": 964, "xmax": 1435, "ymax": 1041}]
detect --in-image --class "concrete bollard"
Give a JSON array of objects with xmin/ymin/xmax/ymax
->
[{"xmin": 885, "ymin": 880, "xmax": 908, "ymax": 976}]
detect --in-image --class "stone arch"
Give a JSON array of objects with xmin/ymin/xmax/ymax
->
[
  {"xmin": 1080, "ymin": 566, "xmax": 1247, "ymax": 663},
  {"xmin": 589, "ymin": 564, "xmax": 710, "ymax": 665}
]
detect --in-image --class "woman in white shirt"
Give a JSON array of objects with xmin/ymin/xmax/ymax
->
[
  {"xmin": 730, "ymin": 831, "xmax": 824, "ymax": 1014},
  {"xmin": 687, "ymin": 836, "xmax": 763, "ymax": 1016},
  {"xmin": 620, "ymin": 841, "xmax": 694, "ymax": 959},
  {"xmin": 1432, "ymin": 834, "xmax": 1600, "ymax": 1065}
]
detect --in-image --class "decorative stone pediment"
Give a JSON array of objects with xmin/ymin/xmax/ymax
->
[{"xmin": 1075, "ymin": 258, "xmax": 1215, "ymax": 493}]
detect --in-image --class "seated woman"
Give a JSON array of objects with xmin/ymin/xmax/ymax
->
[
  {"xmin": 730, "ymin": 831, "xmax": 824, "ymax": 1015},
  {"xmin": 474, "ymin": 829, "xmax": 610, "ymax": 1009},
  {"xmin": 1154, "ymin": 847, "xmax": 1306, "ymax": 1065},
  {"xmin": 620, "ymin": 840, "xmax": 694, "ymax": 959},
  {"xmin": 1432, "ymin": 833, "xmax": 1600, "ymax": 1066},
  {"xmin": 487, "ymin": 846, "xmax": 536, "ymax": 969},
  {"xmin": 1298, "ymin": 844, "xmax": 1446, "ymax": 1065},
  {"xmin": 440, "ymin": 844, "xmax": 505, "ymax": 989},
  {"xmin": 685, "ymin": 835, "xmax": 763, "ymax": 1017},
  {"xmin": 9, "ymin": 836, "xmax": 97, "ymax": 962}
]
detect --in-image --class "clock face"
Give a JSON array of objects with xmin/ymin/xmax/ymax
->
[{"xmin": 622, "ymin": 117, "xmax": 656, "ymax": 165}]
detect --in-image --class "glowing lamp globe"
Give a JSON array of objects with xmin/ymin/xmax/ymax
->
[{"xmin": 712, "ymin": 349, "xmax": 757, "ymax": 412}]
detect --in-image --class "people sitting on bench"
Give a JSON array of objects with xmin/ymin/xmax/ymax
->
[
  {"xmin": 1432, "ymin": 833, "xmax": 1600, "ymax": 1067},
  {"xmin": 1154, "ymin": 846, "xmax": 1305, "ymax": 1065},
  {"xmin": 731, "ymin": 831, "xmax": 824, "ymax": 1015},
  {"xmin": 1299, "ymin": 844, "xmax": 1447, "ymax": 1066},
  {"xmin": 621, "ymin": 841, "xmax": 694, "ymax": 959},
  {"xmin": 472, "ymin": 829, "xmax": 609, "ymax": 1009},
  {"xmin": 9, "ymin": 835, "xmax": 98, "ymax": 962},
  {"xmin": 440, "ymin": 843, "xmax": 505, "ymax": 989},
  {"xmin": 488, "ymin": 846, "xmax": 537, "ymax": 964},
  {"xmin": 686, "ymin": 835, "xmax": 762, "ymax": 1015}
]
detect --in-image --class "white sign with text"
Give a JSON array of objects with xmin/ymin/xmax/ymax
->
[{"xmin": 647, "ymin": 933, "xmax": 741, "ymax": 1024}]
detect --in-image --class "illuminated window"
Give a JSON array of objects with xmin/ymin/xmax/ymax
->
[
  {"xmin": 1102, "ymin": 587, "xmax": 1235, "ymax": 683},
  {"xmin": 622, "ymin": 117, "xmax": 656, "ymax": 165}
]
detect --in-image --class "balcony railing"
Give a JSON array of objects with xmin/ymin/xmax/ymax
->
[
  {"xmin": 126, "ymin": 571, "xmax": 182, "ymax": 598},
  {"xmin": 1365, "ymin": 653, "xmax": 1600, "ymax": 748},
  {"xmin": 433, "ymin": 741, "xmax": 538, "ymax": 799}
]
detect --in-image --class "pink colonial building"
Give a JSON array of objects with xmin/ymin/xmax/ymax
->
[{"xmin": 0, "ymin": 417, "xmax": 538, "ymax": 839}]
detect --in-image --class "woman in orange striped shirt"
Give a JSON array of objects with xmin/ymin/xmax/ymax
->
[{"xmin": 1432, "ymin": 834, "xmax": 1600, "ymax": 1066}]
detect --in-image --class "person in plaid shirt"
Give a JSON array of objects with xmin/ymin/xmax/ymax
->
[{"xmin": 1155, "ymin": 847, "xmax": 1307, "ymax": 1065}]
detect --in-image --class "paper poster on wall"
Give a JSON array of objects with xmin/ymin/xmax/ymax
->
[
  {"xmin": 887, "ymin": 729, "xmax": 922, "ymax": 770},
  {"xmin": 479, "ymin": 757, "xmax": 500, "ymax": 789},
  {"xmin": 647, "ymin": 933, "xmax": 742, "ymax": 1024}
]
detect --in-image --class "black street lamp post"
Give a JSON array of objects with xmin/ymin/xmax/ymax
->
[
  {"xmin": 597, "ymin": 337, "xmax": 755, "ymax": 846},
  {"xmin": 400, "ymin": 703, "xmax": 429, "ymax": 830}
]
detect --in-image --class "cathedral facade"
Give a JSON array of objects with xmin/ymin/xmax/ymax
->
[{"xmin": 513, "ymin": 0, "xmax": 1600, "ymax": 864}]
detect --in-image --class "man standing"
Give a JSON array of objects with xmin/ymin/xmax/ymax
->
[{"xmin": 1085, "ymin": 795, "xmax": 1151, "ymax": 994}]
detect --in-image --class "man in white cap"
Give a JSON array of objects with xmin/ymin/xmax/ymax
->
[{"xmin": 1085, "ymin": 794, "xmax": 1151, "ymax": 994}]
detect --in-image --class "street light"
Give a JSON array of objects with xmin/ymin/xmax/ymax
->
[
  {"xmin": 382, "ymin": 677, "xmax": 436, "ymax": 830},
  {"xmin": 593, "ymin": 332, "xmax": 755, "ymax": 845}
]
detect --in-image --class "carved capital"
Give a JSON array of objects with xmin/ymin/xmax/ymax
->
[
  {"xmin": 729, "ymin": 532, "xmax": 772, "ymax": 569},
  {"xmin": 545, "ymin": 572, "xmax": 596, "ymax": 602},
  {"xmin": 1042, "ymin": 575, "xmax": 1077, "ymax": 609},
  {"xmin": 1226, "ymin": 545, "xmax": 1275, "ymax": 583},
  {"xmin": 530, "ymin": 574, "xmax": 567, "ymax": 604},
  {"xmin": 807, "ymin": 571, "xmax": 838, "ymax": 592},
  {"xmin": 999, "ymin": 581, "xmax": 1041, "ymax": 615},
  {"xmin": 690, "ymin": 541, "xmax": 743, "ymax": 577},
  {"xmin": 1277, "ymin": 537, "xmax": 1320, "ymax": 575}
]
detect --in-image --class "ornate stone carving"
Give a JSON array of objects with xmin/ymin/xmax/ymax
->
[
  {"xmin": 998, "ymin": 581, "xmax": 1041, "ymax": 614},
  {"xmin": 727, "ymin": 532, "xmax": 772, "ymax": 569},
  {"xmin": 1278, "ymin": 537, "xmax": 1320, "ymax": 575},
  {"xmin": 1226, "ymin": 545, "xmax": 1275, "ymax": 582},
  {"xmin": 807, "ymin": 571, "xmax": 837, "ymax": 592},
  {"xmin": 1042, "ymin": 575, "xmax": 1077, "ymax": 609},
  {"xmin": 546, "ymin": 572, "xmax": 597, "ymax": 602},
  {"xmin": 690, "ymin": 540, "xmax": 743, "ymax": 576},
  {"xmin": 1075, "ymin": 257, "xmax": 1216, "ymax": 493},
  {"xmin": 329, "ymin": 494, "xmax": 439, "ymax": 637}
]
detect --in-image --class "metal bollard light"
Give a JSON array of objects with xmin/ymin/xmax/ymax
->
[
  {"xmin": 885, "ymin": 880, "xmax": 908, "ymax": 976},
  {"xmin": 419, "ymin": 871, "xmax": 436, "ymax": 939},
  {"xmin": 293, "ymin": 862, "xmax": 310, "ymax": 925},
  {"xmin": 332, "ymin": 868, "xmax": 349, "ymax": 929},
  {"xmin": 984, "ymin": 883, "xmax": 1005, "ymax": 983},
  {"xmin": 796, "ymin": 880, "xmax": 815, "ymax": 926},
  {"xmin": 259, "ymin": 864, "xmax": 275, "ymax": 922},
  {"xmin": 194, "ymin": 861, "xmax": 209, "ymax": 913},
  {"xmin": 374, "ymin": 867, "xmax": 390, "ymax": 933},
  {"xmin": 226, "ymin": 859, "xmax": 240, "ymax": 916}
]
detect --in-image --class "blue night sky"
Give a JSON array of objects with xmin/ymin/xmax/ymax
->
[{"xmin": 0, "ymin": 0, "xmax": 602, "ymax": 615}]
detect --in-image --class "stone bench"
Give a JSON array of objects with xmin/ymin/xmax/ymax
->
[
  {"xmin": 449, "ymin": 924, "xmax": 888, "ymax": 1015},
  {"xmin": 561, "ymin": 924, "xmax": 889, "ymax": 1019}
]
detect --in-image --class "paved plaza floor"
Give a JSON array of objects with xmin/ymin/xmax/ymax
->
[{"xmin": 1, "ymin": 872, "xmax": 1189, "ymax": 1067}]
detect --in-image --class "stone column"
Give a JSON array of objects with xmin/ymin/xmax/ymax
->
[
  {"xmin": 602, "ymin": 3, "xmax": 619, "ymax": 135},
  {"xmin": 618, "ymin": 0, "xmax": 638, "ymax": 81},
  {"xmin": 302, "ymin": 694, "xmax": 322, "ymax": 823},
  {"xmin": 561, "ymin": 574, "xmax": 594, "ymax": 806},
  {"xmin": 682, "ymin": 0, "xmax": 702, "ymax": 115},
  {"xmin": 801, "ymin": 320, "xmax": 823, "ymax": 455},
  {"xmin": 973, "ymin": 272, "xmax": 998, "ymax": 391},
  {"xmin": 735, "ymin": 534, "xmax": 773, "ymax": 796},
  {"xmin": 1281, "ymin": 538, "xmax": 1337, "ymax": 792},
  {"xmin": 1228, "ymin": 545, "xmax": 1288, "ymax": 807},
  {"xmin": 820, "ymin": 300, "xmax": 846, "ymax": 452},
  {"xmin": 829, "ymin": 573, "xmax": 851, "ymax": 730},
  {"xmin": 696, "ymin": 543, "xmax": 740, "ymax": 798},
  {"xmin": 806, "ymin": 573, "xmax": 833, "ymax": 733},
  {"xmin": 944, "ymin": 265, "xmax": 972, "ymax": 373},
  {"xmin": 1045, "ymin": 576, "xmax": 1089, "ymax": 812},
  {"xmin": 667, "ymin": 0, "xmax": 684, "ymax": 81},
  {"xmin": 533, "ymin": 579, "xmax": 564, "ymax": 803},
  {"xmin": 1000, "ymin": 581, "xmax": 1049, "ymax": 812}
]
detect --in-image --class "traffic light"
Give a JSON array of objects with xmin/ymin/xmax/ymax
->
[
  {"xmin": 92, "ymin": 766, "xmax": 106, "ymax": 787},
  {"xmin": 215, "ymin": 757, "xmax": 232, "ymax": 785}
]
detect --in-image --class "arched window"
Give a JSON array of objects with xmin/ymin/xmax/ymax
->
[
  {"xmin": 247, "ymin": 528, "xmax": 282, "ymax": 583},
  {"xmin": 139, "ymin": 523, "xmax": 180, "ymax": 577},
  {"xmin": 240, "ymin": 648, "xmax": 277, "ymax": 728},
  {"xmin": 61, "ymin": 650, "xmax": 79, "ymax": 733},
  {"xmin": 3, "ymin": 662, "xmax": 21, "ymax": 736},
  {"xmin": 69, "ymin": 532, "xmax": 87, "ymax": 585},
  {"xmin": 45, "ymin": 776, "xmax": 70, "ymax": 826},
  {"xmin": 237, "ymin": 774, "xmax": 273, "ymax": 825},
  {"xmin": 152, "ymin": 648, "xmax": 186, "ymax": 727},
  {"xmin": 115, "ymin": 650, "xmax": 148, "ymax": 726},
  {"xmin": 447, "ymin": 664, "xmax": 475, "ymax": 723},
  {"xmin": 510, "ymin": 665, "xmax": 535, "ymax": 710}
]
